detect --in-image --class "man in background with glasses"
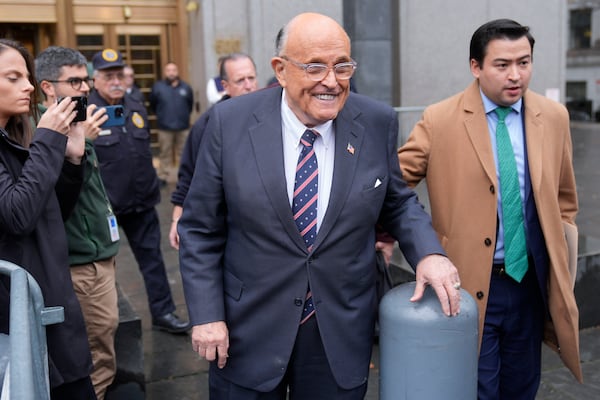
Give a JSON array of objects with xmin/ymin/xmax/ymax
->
[
  {"xmin": 89, "ymin": 48, "xmax": 190, "ymax": 336},
  {"xmin": 178, "ymin": 13, "xmax": 460, "ymax": 399},
  {"xmin": 169, "ymin": 52, "xmax": 258, "ymax": 250},
  {"xmin": 35, "ymin": 45, "xmax": 116, "ymax": 399}
]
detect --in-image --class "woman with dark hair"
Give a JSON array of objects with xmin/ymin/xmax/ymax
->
[{"xmin": 0, "ymin": 39, "xmax": 96, "ymax": 399}]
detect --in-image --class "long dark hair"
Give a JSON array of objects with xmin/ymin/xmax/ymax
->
[{"xmin": 0, "ymin": 38, "xmax": 40, "ymax": 147}]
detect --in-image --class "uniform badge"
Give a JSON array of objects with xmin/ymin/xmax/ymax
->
[{"xmin": 132, "ymin": 112, "xmax": 145, "ymax": 128}]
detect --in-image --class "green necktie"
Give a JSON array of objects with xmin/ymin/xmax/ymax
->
[{"xmin": 495, "ymin": 106, "xmax": 528, "ymax": 282}]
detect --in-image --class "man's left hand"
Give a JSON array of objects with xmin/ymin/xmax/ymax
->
[
  {"xmin": 411, "ymin": 254, "xmax": 461, "ymax": 316},
  {"xmin": 375, "ymin": 240, "xmax": 395, "ymax": 265}
]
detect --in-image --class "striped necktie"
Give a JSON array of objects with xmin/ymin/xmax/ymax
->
[
  {"xmin": 293, "ymin": 129, "xmax": 319, "ymax": 323},
  {"xmin": 495, "ymin": 106, "xmax": 528, "ymax": 282}
]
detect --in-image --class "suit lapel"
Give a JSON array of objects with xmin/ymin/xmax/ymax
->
[
  {"xmin": 312, "ymin": 102, "xmax": 364, "ymax": 250},
  {"xmin": 248, "ymin": 90, "xmax": 307, "ymax": 252},
  {"xmin": 463, "ymin": 81, "xmax": 498, "ymax": 186}
]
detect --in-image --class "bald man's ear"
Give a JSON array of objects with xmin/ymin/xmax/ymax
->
[
  {"xmin": 39, "ymin": 80, "xmax": 56, "ymax": 101},
  {"xmin": 221, "ymin": 79, "xmax": 230, "ymax": 95},
  {"xmin": 271, "ymin": 57, "xmax": 286, "ymax": 88}
]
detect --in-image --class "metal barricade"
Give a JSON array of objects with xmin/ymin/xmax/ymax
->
[
  {"xmin": 394, "ymin": 106, "xmax": 426, "ymax": 146},
  {"xmin": 0, "ymin": 260, "xmax": 64, "ymax": 400}
]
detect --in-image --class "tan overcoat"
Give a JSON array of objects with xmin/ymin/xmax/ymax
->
[{"xmin": 398, "ymin": 80, "xmax": 582, "ymax": 382}]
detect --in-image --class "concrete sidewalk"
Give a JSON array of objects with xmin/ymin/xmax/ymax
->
[{"xmin": 114, "ymin": 122, "xmax": 600, "ymax": 399}]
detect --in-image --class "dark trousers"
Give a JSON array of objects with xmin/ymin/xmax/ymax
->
[
  {"xmin": 209, "ymin": 317, "xmax": 368, "ymax": 400},
  {"xmin": 51, "ymin": 376, "xmax": 96, "ymax": 400},
  {"xmin": 117, "ymin": 208, "xmax": 175, "ymax": 318},
  {"xmin": 478, "ymin": 267, "xmax": 544, "ymax": 400}
]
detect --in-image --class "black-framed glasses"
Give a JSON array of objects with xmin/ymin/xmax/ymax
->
[
  {"xmin": 47, "ymin": 77, "xmax": 95, "ymax": 90},
  {"xmin": 281, "ymin": 56, "xmax": 357, "ymax": 81}
]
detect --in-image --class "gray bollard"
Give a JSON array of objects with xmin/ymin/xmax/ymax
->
[{"xmin": 379, "ymin": 282, "xmax": 478, "ymax": 400}]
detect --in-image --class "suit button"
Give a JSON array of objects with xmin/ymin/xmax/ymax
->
[
  {"xmin": 294, "ymin": 298, "xmax": 303, "ymax": 306},
  {"xmin": 489, "ymin": 185, "xmax": 495, "ymax": 194},
  {"xmin": 484, "ymin": 238, "xmax": 492, "ymax": 246},
  {"xmin": 476, "ymin": 291, "xmax": 484, "ymax": 300}
]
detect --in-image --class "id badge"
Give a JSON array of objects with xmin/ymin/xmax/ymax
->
[{"xmin": 107, "ymin": 214, "xmax": 120, "ymax": 242}]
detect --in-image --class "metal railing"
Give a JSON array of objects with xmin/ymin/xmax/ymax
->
[
  {"xmin": 394, "ymin": 106, "xmax": 426, "ymax": 146},
  {"xmin": 0, "ymin": 260, "xmax": 64, "ymax": 400}
]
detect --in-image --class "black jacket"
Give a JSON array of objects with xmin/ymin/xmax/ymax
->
[
  {"xmin": 149, "ymin": 79, "xmax": 194, "ymax": 131},
  {"xmin": 0, "ymin": 127, "xmax": 92, "ymax": 387},
  {"xmin": 89, "ymin": 90, "xmax": 161, "ymax": 215},
  {"xmin": 171, "ymin": 94, "xmax": 230, "ymax": 206}
]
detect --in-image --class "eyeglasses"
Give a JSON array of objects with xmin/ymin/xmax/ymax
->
[
  {"xmin": 47, "ymin": 77, "xmax": 95, "ymax": 90},
  {"xmin": 281, "ymin": 56, "xmax": 357, "ymax": 81}
]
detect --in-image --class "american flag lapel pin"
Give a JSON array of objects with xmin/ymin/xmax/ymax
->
[{"xmin": 347, "ymin": 142, "xmax": 355, "ymax": 155}]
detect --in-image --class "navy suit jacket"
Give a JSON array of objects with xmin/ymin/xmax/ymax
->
[{"xmin": 178, "ymin": 86, "xmax": 444, "ymax": 391}]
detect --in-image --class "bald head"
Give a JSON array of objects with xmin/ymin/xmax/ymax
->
[{"xmin": 278, "ymin": 13, "xmax": 350, "ymax": 57}]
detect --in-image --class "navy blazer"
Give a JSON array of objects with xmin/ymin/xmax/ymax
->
[{"xmin": 178, "ymin": 86, "xmax": 444, "ymax": 391}]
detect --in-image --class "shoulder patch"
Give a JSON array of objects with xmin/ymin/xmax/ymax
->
[{"xmin": 131, "ymin": 112, "xmax": 145, "ymax": 128}]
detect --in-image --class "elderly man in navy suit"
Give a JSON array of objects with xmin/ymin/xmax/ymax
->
[{"xmin": 179, "ymin": 12, "xmax": 461, "ymax": 400}]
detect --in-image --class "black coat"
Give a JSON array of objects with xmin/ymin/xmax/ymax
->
[
  {"xmin": 88, "ymin": 90, "xmax": 160, "ymax": 215},
  {"xmin": 0, "ymin": 127, "xmax": 92, "ymax": 388}
]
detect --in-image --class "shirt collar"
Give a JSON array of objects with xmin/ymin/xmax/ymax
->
[
  {"xmin": 281, "ymin": 89, "xmax": 333, "ymax": 147},
  {"xmin": 479, "ymin": 88, "xmax": 522, "ymax": 115}
]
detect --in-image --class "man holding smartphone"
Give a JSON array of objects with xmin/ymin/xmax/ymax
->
[
  {"xmin": 88, "ymin": 49, "xmax": 190, "ymax": 335},
  {"xmin": 35, "ymin": 46, "xmax": 117, "ymax": 399}
]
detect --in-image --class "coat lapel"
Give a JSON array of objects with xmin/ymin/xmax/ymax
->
[
  {"xmin": 248, "ymin": 89, "xmax": 307, "ymax": 252},
  {"xmin": 463, "ymin": 81, "xmax": 498, "ymax": 186},
  {"xmin": 312, "ymin": 102, "xmax": 364, "ymax": 250},
  {"xmin": 523, "ymin": 91, "xmax": 544, "ymax": 193}
]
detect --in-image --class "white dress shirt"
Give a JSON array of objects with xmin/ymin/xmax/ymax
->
[{"xmin": 280, "ymin": 89, "xmax": 335, "ymax": 232}]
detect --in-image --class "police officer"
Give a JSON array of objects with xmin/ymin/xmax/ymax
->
[{"xmin": 89, "ymin": 49, "xmax": 189, "ymax": 333}]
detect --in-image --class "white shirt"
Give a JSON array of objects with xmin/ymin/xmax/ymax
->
[{"xmin": 281, "ymin": 89, "xmax": 335, "ymax": 232}]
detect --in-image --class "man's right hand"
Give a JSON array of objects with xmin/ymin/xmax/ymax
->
[
  {"xmin": 169, "ymin": 205, "xmax": 183, "ymax": 249},
  {"xmin": 82, "ymin": 104, "xmax": 108, "ymax": 140},
  {"xmin": 191, "ymin": 321, "xmax": 229, "ymax": 369}
]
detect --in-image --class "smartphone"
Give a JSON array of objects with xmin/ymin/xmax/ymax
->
[
  {"xmin": 58, "ymin": 96, "xmax": 87, "ymax": 122},
  {"xmin": 99, "ymin": 105, "xmax": 125, "ymax": 128}
]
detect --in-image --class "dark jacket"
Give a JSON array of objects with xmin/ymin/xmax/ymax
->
[
  {"xmin": 64, "ymin": 139, "xmax": 120, "ymax": 265},
  {"xmin": 149, "ymin": 79, "xmax": 194, "ymax": 131},
  {"xmin": 88, "ymin": 90, "xmax": 160, "ymax": 215},
  {"xmin": 171, "ymin": 94, "xmax": 230, "ymax": 206},
  {"xmin": 0, "ymin": 127, "xmax": 93, "ymax": 387},
  {"xmin": 126, "ymin": 84, "xmax": 145, "ymax": 105}
]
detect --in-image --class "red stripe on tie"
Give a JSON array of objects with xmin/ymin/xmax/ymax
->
[
  {"xmin": 300, "ymin": 291, "xmax": 315, "ymax": 324},
  {"xmin": 300, "ymin": 309, "xmax": 315, "ymax": 324},
  {"xmin": 293, "ymin": 194, "xmax": 318, "ymax": 220},
  {"xmin": 300, "ymin": 218, "xmax": 317, "ymax": 237},
  {"xmin": 296, "ymin": 148, "xmax": 316, "ymax": 172},
  {"xmin": 293, "ymin": 169, "xmax": 318, "ymax": 197}
]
